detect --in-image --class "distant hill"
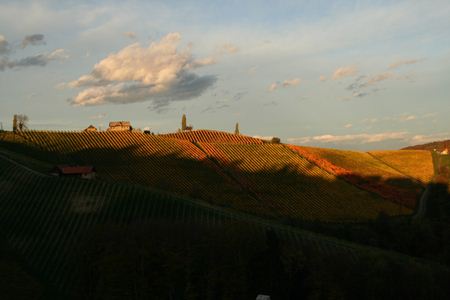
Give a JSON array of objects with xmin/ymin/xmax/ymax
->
[{"xmin": 402, "ymin": 139, "xmax": 450, "ymax": 151}]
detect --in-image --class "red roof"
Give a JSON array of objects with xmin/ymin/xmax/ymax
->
[{"xmin": 55, "ymin": 165, "xmax": 95, "ymax": 175}]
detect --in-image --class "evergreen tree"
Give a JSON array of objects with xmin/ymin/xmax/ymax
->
[
  {"xmin": 182, "ymin": 114, "xmax": 187, "ymax": 131},
  {"xmin": 235, "ymin": 122, "xmax": 240, "ymax": 135},
  {"xmin": 12, "ymin": 115, "xmax": 17, "ymax": 132}
]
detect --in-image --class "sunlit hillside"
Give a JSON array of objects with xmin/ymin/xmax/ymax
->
[{"xmin": 0, "ymin": 130, "xmax": 415, "ymax": 221}]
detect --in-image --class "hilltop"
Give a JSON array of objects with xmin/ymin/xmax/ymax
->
[{"xmin": 403, "ymin": 139, "xmax": 450, "ymax": 151}]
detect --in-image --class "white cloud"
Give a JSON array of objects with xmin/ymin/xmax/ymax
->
[
  {"xmin": 332, "ymin": 66, "xmax": 357, "ymax": 80},
  {"xmin": 288, "ymin": 131, "xmax": 408, "ymax": 144},
  {"xmin": 388, "ymin": 58, "xmax": 421, "ymax": 69},
  {"xmin": 410, "ymin": 133, "xmax": 450, "ymax": 145},
  {"xmin": 66, "ymin": 32, "xmax": 216, "ymax": 109},
  {"xmin": 268, "ymin": 77, "xmax": 301, "ymax": 92},
  {"xmin": 344, "ymin": 123, "xmax": 353, "ymax": 128},
  {"xmin": 319, "ymin": 75, "xmax": 327, "ymax": 81}
]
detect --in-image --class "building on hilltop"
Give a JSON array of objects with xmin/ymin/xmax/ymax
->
[
  {"xmin": 50, "ymin": 165, "xmax": 96, "ymax": 179},
  {"xmin": 84, "ymin": 125, "xmax": 97, "ymax": 132},
  {"xmin": 107, "ymin": 121, "xmax": 131, "ymax": 131}
]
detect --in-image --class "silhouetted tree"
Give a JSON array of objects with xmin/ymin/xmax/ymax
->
[
  {"xmin": 235, "ymin": 122, "xmax": 240, "ymax": 135},
  {"xmin": 182, "ymin": 114, "xmax": 187, "ymax": 131},
  {"xmin": 14, "ymin": 114, "xmax": 28, "ymax": 132},
  {"xmin": 12, "ymin": 115, "xmax": 18, "ymax": 132}
]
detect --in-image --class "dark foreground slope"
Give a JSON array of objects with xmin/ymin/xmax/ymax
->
[{"xmin": 2, "ymin": 155, "xmax": 450, "ymax": 299}]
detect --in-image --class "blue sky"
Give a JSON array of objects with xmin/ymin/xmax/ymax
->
[{"xmin": 1, "ymin": 0, "xmax": 449, "ymax": 150}]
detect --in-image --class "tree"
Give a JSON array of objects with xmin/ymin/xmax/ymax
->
[
  {"xmin": 16, "ymin": 114, "xmax": 29, "ymax": 132},
  {"xmin": 182, "ymin": 114, "xmax": 187, "ymax": 131},
  {"xmin": 235, "ymin": 122, "xmax": 240, "ymax": 135},
  {"xmin": 12, "ymin": 115, "xmax": 17, "ymax": 132}
]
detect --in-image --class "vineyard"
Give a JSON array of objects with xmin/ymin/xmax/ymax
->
[
  {"xmin": 0, "ymin": 131, "xmax": 420, "ymax": 221},
  {"xmin": 289, "ymin": 145, "xmax": 424, "ymax": 208},
  {"xmin": 368, "ymin": 150, "xmax": 434, "ymax": 184},
  {"xmin": 3, "ymin": 131, "xmax": 270, "ymax": 215},
  {"xmin": 0, "ymin": 155, "xmax": 384, "ymax": 296},
  {"xmin": 160, "ymin": 129, "xmax": 264, "ymax": 144},
  {"xmin": 199, "ymin": 143, "xmax": 411, "ymax": 220}
]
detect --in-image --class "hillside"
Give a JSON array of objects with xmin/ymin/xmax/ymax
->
[
  {"xmin": 199, "ymin": 142, "xmax": 410, "ymax": 220},
  {"xmin": 0, "ymin": 154, "xmax": 402, "ymax": 297},
  {"xmin": 288, "ymin": 145, "xmax": 425, "ymax": 208},
  {"xmin": 2, "ymin": 130, "xmax": 450, "ymax": 298},
  {"xmin": 403, "ymin": 139, "xmax": 450, "ymax": 152},
  {"xmin": 159, "ymin": 129, "xmax": 264, "ymax": 144},
  {"xmin": 368, "ymin": 150, "xmax": 434, "ymax": 184},
  {"xmin": 0, "ymin": 131, "xmax": 412, "ymax": 221}
]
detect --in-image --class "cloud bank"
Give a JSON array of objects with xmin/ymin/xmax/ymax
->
[
  {"xmin": 67, "ymin": 32, "xmax": 216, "ymax": 110},
  {"xmin": 288, "ymin": 131, "xmax": 408, "ymax": 144},
  {"xmin": 0, "ymin": 48, "xmax": 67, "ymax": 71}
]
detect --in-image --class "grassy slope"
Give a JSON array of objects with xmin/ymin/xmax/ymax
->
[{"xmin": 369, "ymin": 150, "xmax": 434, "ymax": 184}]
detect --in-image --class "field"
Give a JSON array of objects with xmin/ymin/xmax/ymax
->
[
  {"xmin": 368, "ymin": 150, "xmax": 434, "ymax": 184},
  {"xmin": 289, "ymin": 145, "xmax": 424, "ymax": 208}
]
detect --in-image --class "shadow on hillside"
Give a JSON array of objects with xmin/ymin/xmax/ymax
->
[
  {"xmin": 1, "ymin": 136, "xmax": 439, "ymax": 222},
  {"xmin": 2, "ymin": 141, "xmax": 450, "ymax": 299}
]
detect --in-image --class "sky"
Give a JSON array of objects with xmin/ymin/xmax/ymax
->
[{"xmin": 1, "ymin": 0, "xmax": 449, "ymax": 150}]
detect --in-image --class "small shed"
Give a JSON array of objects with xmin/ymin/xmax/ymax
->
[
  {"xmin": 107, "ymin": 121, "xmax": 131, "ymax": 131},
  {"xmin": 51, "ymin": 165, "xmax": 96, "ymax": 179},
  {"xmin": 84, "ymin": 125, "xmax": 97, "ymax": 132},
  {"xmin": 442, "ymin": 148, "xmax": 449, "ymax": 155}
]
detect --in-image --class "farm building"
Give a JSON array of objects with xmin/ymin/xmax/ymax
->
[
  {"xmin": 84, "ymin": 125, "xmax": 97, "ymax": 132},
  {"xmin": 442, "ymin": 148, "xmax": 449, "ymax": 155},
  {"xmin": 107, "ymin": 121, "xmax": 131, "ymax": 131},
  {"xmin": 51, "ymin": 165, "xmax": 96, "ymax": 179}
]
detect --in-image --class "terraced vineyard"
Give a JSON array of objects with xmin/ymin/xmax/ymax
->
[
  {"xmin": 160, "ymin": 129, "xmax": 264, "ymax": 144},
  {"xmin": 0, "ymin": 155, "xmax": 376, "ymax": 296},
  {"xmin": 289, "ymin": 145, "xmax": 423, "ymax": 208},
  {"xmin": 199, "ymin": 143, "xmax": 411, "ymax": 220},
  {"xmin": 369, "ymin": 150, "xmax": 434, "ymax": 184}
]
